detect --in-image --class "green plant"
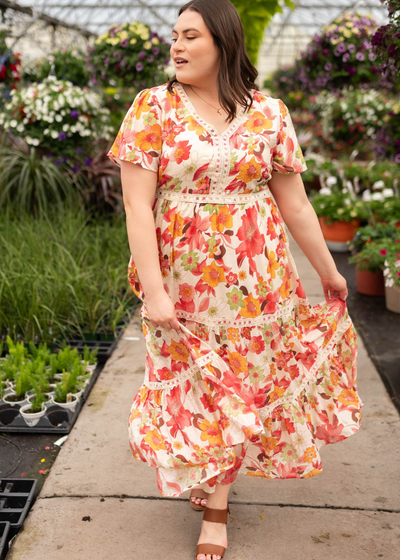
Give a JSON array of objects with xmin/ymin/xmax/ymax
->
[
  {"xmin": 383, "ymin": 246, "xmax": 400, "ymax": 287},
  {"xmin": 0, "ymin": 76, "xmax": 114, "ymax": 158},
  {"xmin": 371, "ymin": 0, "xmax": 400, "ymax": 87},
  {"xmin": 0, "ymin": 144, "xmax": 83, "ymax": 217},
  {"xmin": 87, "ymin": 21, "xmax": 170, "ymax": 89},
  {"xmin": 0, "ymin": 206, "xmax": 138, "ymax": 342},
  {"xmin": 5, "ymin": 335, "xmax": 28, "ymax": 367},
  {"xmin": 28, "ymin": 377, "xmax": 48, "ymax": 413},
  {"xmin": 349, "ymin": 222, "xmax": 400, "ymax": 252},
  {"xmin": 28, "ymin": 340, "xmax": 52, "ymax": 366},
  {"xmin": 54, "ymin": 357, "xmax": 83, "ymax": 402},
  {"xmin": 22, "ymin": 47, "xmax": 90, "ymax": 87},
  {"xmin": 83, "ymin": 345, "xmax": 99, "ymax": 365},
  {"xmin": 349, "ymin": 238, "xmax": 397, "ymax": 273},
  {"xmin": 13, "ymin": 361, "xmax": 34, "ymax": 399},
  {"xmin": 310, "ymin": 188, "xmax": 368, "ymax": 223}
]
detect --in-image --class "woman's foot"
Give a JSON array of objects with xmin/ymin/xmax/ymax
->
[
  {"xmin": 196, "ymin": 491, "xmax": 229, "ymax": 560},
  {"xmin": 190, "ymin": 488, "xmax": 209, "ymax": 510},
  {"xmin": 196, "ymin": 516, "xmax": 227, "ymax": 560}
]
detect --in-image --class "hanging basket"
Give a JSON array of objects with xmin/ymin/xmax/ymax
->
[{"xmin": 355, "ymin": 267, "xmax": 385, "ymax": 296}]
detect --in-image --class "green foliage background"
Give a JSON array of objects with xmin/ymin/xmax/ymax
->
[{"xmin": 231, "ymin": 0, "xmax": 295, "ymax": 66}]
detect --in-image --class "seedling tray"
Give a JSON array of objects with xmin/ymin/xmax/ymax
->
[
  {"xmin": 65, "ymin": 337, "xmax": 119, "ymax": 364},
  {"xmin": 0, "ymin": 362, "xmax": 101, "ymax": 433},
  {"xmin": 0, "ymin": 479, "xmax": 37, "ymax": 547},
  {"xmin": 0, "ymin": 521, "xmax": 11, "ymax": 560}
]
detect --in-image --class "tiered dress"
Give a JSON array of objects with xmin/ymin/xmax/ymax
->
[{"xmin": 107, "ymin": 81, "xmax": 362, "ymax": 497}]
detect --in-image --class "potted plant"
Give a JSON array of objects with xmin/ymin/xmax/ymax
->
[
  {"xmin": 51, "ymin": 358, "xmax": 82, "ymax": 412},
  {"xmin": 20, "ymin": 379, "xmax": 50, "ymax": 427},
  {"xmin": 3, "ymin": 362, "xmax": 33, "ymax": 405},
  {"xmin": 310, "ymin": 183, "xmax": 368, "ymax": 251},
  {"xmin": 82, "ymin": 345, "xmax": 99, "ymax": 374},
  {"xmin": 383, "ymin": 247, "xmax": 400, "ymax": 313},
  {"xmin": 348, "ymin": 240, "xmax": 391, "ymax": 295}
]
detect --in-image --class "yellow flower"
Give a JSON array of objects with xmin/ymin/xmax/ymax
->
[
  {"xmin": 303, "ymin": 446, "xmax": 317, "ymax": 463},
  {"xmin": 106, "ymin": 37, "xmax": 120, "ymax": 45},
  {"xmin": 167, "ymin": 211, "xmax": 185, "ymax": 238},
  {"xmin": 143, "ymin": 41, "xmax": 152, "ymax": 49},
  {"xmin": 167, "ymin": 339, "xmax": 189, "ymax": 363},
  {"xmin": 227, "ymin": 350, "xmax": 248, "ymax": 375},
  {"xmin": 144, "ymin": 428, "xmax": 167, "ymax": 451},
  {"xmin": 118, "ymin": 31, "xmax": 128, "ymax": 41},
  {"xmin": 338, "ymin": 389, "xmax": 359, "ymax": 407},
  {"xmin": 198, "ymin": 419, "xmax": 224, "ymax": 445},
  {"xmin": 238, "ymin": 270, "xmax": 247, "ymax": 280},
  {"xmin": 210, "ymin": 206, "xmax": 233, "ymax": 232},
  {"xmin": 343, "ymin": 29, "xmax": 351, "ymax": 38},
  {"xmin": 201, "ymin": 260, "xmax": 226, "ymax": 287},
  {"xmin": 267, "ymin": 249, "xmax": 279, "ymax": 279},
  {"xmin": 130, "ymin": 38, "xmax": 137, "ymax": 45},
  {"xmin": 152, "ymin": 37, "xmax": 160, "ymax": 45}
]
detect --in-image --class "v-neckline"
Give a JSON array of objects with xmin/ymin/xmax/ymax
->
[{"xmin": 174, "ymin": 82, "xmax": 253, "ymax": 138}]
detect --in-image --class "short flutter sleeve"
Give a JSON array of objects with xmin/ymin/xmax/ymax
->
[
  {"xmin": 107, "ymin": 88, "xmax": 162, "ymax": 173},
  {"xmin": 271, "ymin": 99, "xmax": 307, "ymax": 174}
]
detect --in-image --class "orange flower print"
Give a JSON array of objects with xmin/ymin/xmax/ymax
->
[
  {"xmin": 227, "ymin": 327, "xmax": 240, "ymax": 343},
  {"xmin": 227, "ymin": 350, "xmax": 248, "ymax": 375},
  {"xmin": 210, "ymin": 206, "xmax": 233, "ymax": 232},
  {"xmin": 144, "ymin": 428, "xmax": 167, "ymax": 451},
  {"xmin": 244, "ymin": 111, "xmax": 273, "ymax": 134},
  {"xmin": 167, "ymin": 340, "xmax": 189, "ymax": 363},
  {"xmin": 261, "ymin": 435, "xmax": 279, "ymax": 452},
  {"xmin": 267, "ymin": 249, "xmax": 280, "ymax": 279},
  {"xmin": 338, "ymin": 389, "xmax": 359, "ymax": 407},
  {"xmin": 269, "ymin": 384, "xmax": 286, "ymax": 403},
  {"xmin": 278, "ymin": 99, "xmax": 288, "ymax": 119},
  {"xmin": 135, "ymin": 90, "xmax": 152, "ymax": 119},
  {"xmin": 198, "ymin": 419, "xmax": 224, "ymax": 445},
  {"xmin": 303, "ymin": 446, "xmax": 317, "ymax": 463},
  {"xmin": 263, "ymin": 417, "xmax": 273, "ymax": 432},
  {"xmin": 279, "ymin": 276, "xmax": 291, "ymax": 299},
  {"xmin": 135, "ymin": 123, "xmax": 162, "ymax": 151},
  {"xmin": 237, "ymin": 156, "xmax": 262, "ymax": 183},
  {"xmin": 168, "ymin": 211, "xmax": 185, "ymax": 238},
  {"xmin": 185, "ymin": 115, "xmax": 207, "ymax": 136},
  {"xmin": 239, "ymin": 292, "xmax": 262, "ymax": 318},
  {"xmin": 238, "ymin": 270, "xmax": 247, "ymax": 280},
  {"xmin": 171, "ymin": 140, "xmax": 191, "ymax": 163},
  {"xmin": 202, "ymin": 260, "xmax": 226, "ymax": 287}
]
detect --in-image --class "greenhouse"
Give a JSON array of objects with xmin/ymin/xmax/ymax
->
[{"xmin": 0, "ymin": 1, "xmax": 399, "ymax": 559}]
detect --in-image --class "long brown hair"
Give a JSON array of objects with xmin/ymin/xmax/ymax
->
[{"xmin": 167, "ymin": 0, "xmax": 259, "ymax": 123}]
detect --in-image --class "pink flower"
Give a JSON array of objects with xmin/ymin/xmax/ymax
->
[{"xmin": 380, "ymin": 249, "xmax": 387, "ymax": 255}]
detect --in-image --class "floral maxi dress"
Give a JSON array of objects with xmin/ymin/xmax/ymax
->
[{"xmin": 107, "ymin": 81, "xmax": 362, "ymax": 497}]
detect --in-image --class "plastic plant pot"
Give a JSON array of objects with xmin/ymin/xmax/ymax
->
[
  {"xmin": 19, "ymin": 402, "xmax": 47, "ymax": 427},
  {"xmin": 2, "ymin": 392, "xmax": 28, "ymax": 407},
  {"xmin": 385, "ymin": 284, "xmax": 400, "ymax": 314},
  {"xmin": 50, "ymin": 393, "xmax": 79, "ymax": 413}
]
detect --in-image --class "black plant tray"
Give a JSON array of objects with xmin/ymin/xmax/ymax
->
[
  {"xmin": 0, "ymin": 521, "xmax": 11, "ymax": 560},
  {"xmin": 63, "ymin": 328, "xmax": 124, "ymax": 364},
  {"xmin": 0, "ymin": 362, "xmax": 101, "ymax": 433},
  {"xmin": 0, "ymin": 479, "xmax": 37, "ymax": 548}
]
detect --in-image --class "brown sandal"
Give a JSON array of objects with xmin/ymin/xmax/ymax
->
[
  {"xmin": 189, "ymin": 488, "xmax": 210, "ymax": 511},
  {"xmin": 195, "ymin": 504, "xmax": 230, "ymax": 559}
]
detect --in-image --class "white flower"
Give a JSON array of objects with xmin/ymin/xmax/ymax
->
[
  {"xmin": 382, "ymin": 188, "xmax": 394, "ymax": 198},
  {"xmin": 371, "ymin": 192, "xmax": 384, "ymax": 201},
  {"xmin": 362, "ymin": 190, "xmax": 371, "ymax": 202},
  {"xmin": 51, "ymin": 130, "xmax": 58, "ymax": 139},
  {"xmin": 16, "ymin": 124, "xmax": 24, "ymax": 132},
  {"xmin": 9, "ymin": 119, "xmax": 18, "ymax": 128},
  {"xmin": 319, "ymin": 187, "xmax": 332, "ymax": 195},
  {"xmin": 372, "ymin": 180, "xmax": 385, "ymax": 191},
  {"xmin": 326, "ymin": 176, "xmax": 337, "ymax": 187},
  {"xmin": 344, "ymin": 198, "xmax": 351, "ymax": 205}
]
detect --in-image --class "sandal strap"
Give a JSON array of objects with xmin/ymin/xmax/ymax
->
[
  {"xmin": 196, "ymin": 543, "xmax": 226, "ymax": 556},
  {"xmin": 190, "ymin": 489, "xmax": 209, "ymax": 500},
  {"xmin": 203, "ymin": 506, "xmax": 229, "ymax": 524}
]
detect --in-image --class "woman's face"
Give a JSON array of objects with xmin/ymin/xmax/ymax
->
[{"xmin": 170, "ymin": 9, "xmax": 221, "ymax": 86}]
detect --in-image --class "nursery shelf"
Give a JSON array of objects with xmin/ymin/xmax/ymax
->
[
  {"xmin": 0, "ymin": 479, "xmax": 37, "ymax": 555},
  {"xmin": 0, "ymin": 521, "xmax": 11, "ymax": 560}
]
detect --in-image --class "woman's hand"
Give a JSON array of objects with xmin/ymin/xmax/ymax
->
[
  {"xmin": 320, "ymin": 271, "xmax": 348, "ymax": 302},
  {"xmin": 145, "ymin": 291, "xmax": 181, "ymax": 331}
]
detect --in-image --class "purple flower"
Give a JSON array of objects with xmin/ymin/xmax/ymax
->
[
  {"xmin": 342, "ymin": 53, "xmax": 350, "ymax": 62},
  {"xmin": 70, "ymin": 110, "xmax": 79, "ymax": 119},
  {"xmin": 72, "ymin": 164, "xmax": 79, "ymax": 173},
  {"xmin": 152, "ymin": 47, "xmax": 160, "ymax": 56},
  {"xmin": 120, "ymin": 39, "xmax": 128, "ymax": 48},
  {"xmin": 76, "ymin": 147, "xmax": 84, "ymax": 153},
  {"xmin": 136, "ymin": 62, "xmax": 144, "ymax": 72},
  {"xmin": 324, "ymin": 62, "xmax": 333, "ymax": 71},
  {"xmin": 337, "ymin": 42, "xmax": 347, "ymax": 53},
  {"xmin": 54, "ymin": 159, "xmax": 63, "ymax": 166},
  {"xmin": 58, "ymin": 132, "xmax": 67, "ymax": 141},
  {"xmin": 138, "ymin": 51, "xmax": 146, "ymax": 60},
  {"xmin": 356, "ymin": 52, "xmax": 365, "ymax": 61},
  {"xmin": 369, "ymin": 52, "xmax": 377, "ymax": 61},
  {"xmin": 84, "ymin": 157, "xmax": 92, "ymax": 166},
  {"xmin": 104, "ymin": 57, "xmax": 110, "ymax": 67},
  {"xmin": 45, "ymin": 153, "xmax": 53, "ymax": 158},
  {"xmin": 348, "ymin": 43, "xmax": 356, "ymax": 53},
  {"xmin": 109, "ymin": 27, "xmax": 116, "ymax": 38},
  {"xmin": 164, "ymin": 57, "xmax": 170, "ymax": 65},
  {"xmin": 147, "ymin": 55, "xmax": 154, "ymax": 63}
]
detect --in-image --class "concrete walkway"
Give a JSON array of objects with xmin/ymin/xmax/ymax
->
[{"xmin": 8, "ymin": 236, "xmax": 400, "ymax": 560}]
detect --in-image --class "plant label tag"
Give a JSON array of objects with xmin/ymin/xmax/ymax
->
[{"xmin": 66, "ymin": 393, "xmax": 72, "ymax": 403}]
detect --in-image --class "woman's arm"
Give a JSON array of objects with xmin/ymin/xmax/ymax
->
[
  {"xmin": 120, "ymin": 160, "xmax": 181, "ymax": 329},
  {"xmin": 268, "ymin": 171, "xmax": 348, "ymax": 301}
]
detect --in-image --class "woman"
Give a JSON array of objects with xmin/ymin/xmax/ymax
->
[{"xmin": 107, "ymin": 1, "xmax": 363, "ymax": 559}]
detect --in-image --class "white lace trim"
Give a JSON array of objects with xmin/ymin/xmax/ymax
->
[{"xmin": 154, "ymin": 187, "xmax": 272, "ymax": 204}]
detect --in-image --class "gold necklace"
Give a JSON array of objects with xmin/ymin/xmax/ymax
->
[{"xmin": 188, "ymin": 85, "xmax": 223, "ymax": 115}]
